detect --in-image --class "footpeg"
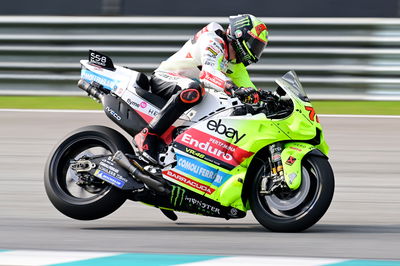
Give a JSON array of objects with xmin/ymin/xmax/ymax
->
[{"xmin": 113, "ymin": 151, "xmax": 167, "ymax": 194}]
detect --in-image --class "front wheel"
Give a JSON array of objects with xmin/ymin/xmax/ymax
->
[
  {"xmin": 250, "ymin": 155, "xmax": 334, "ymax": 232},
  {"xmin": 44, "ymin": 125, "xmax": 133, "ymax": 220}
]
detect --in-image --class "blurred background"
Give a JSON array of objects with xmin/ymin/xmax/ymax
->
[
  {"xmin": 1, "ymin": 1, "xmax": 400, "ymax": 261},
  {"xmin": 1, "ymin": 0, "xmax": 400, "ymax": 100}
]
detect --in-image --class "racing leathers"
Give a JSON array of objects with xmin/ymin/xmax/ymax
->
[{"xmin": 134, "ymin": 22, "xmax": 260, "ymax": 164}]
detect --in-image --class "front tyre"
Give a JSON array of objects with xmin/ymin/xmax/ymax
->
[
  {"xmin": 44, "ymin": 125, "xmax": 133, "ymax": 220},
  {"xmin": 250, "ymin": 155, "xmax": 334, "ymax": 232}
]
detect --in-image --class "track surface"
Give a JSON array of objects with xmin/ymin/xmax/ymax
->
[{"xmin": 0, "ymin": 111, "xmax": 399, "ymax": 260}]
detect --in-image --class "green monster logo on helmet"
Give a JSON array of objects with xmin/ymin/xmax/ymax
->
[
  {"xmin": 228, "ymin": 14, "xmax": 269, "ymax": 66},
  {"xmin": 233, "ymin": 16, "xmax": 251, "ymax": 27}
]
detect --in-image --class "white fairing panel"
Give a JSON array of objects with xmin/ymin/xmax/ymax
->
[
  {"xmin": 181, "ymin": 90, "xmax": 243, "ymax": 123},
  {"xmin": 80, "ymin": 59, "xmax": 244, "ymax": 127},
  {"xmin": 80, "ymin": 59, "xmax": 142, "ymax": 97}
]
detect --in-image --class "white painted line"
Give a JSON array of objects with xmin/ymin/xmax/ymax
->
[
  {"xmin": 1, "ymin": 108, "xmax": 400, "ymax": 119},
  {"xmin": 0, "ymin": 250, "xmax": 119, "ymax": 266},
  {"xmin": 178, "ymin": 256, "xmax": 345, "ymax": 266}
]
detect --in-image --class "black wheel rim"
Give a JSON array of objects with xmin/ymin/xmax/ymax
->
[{"xmin": 52, "ymin": 137, "xmax": 115, "ymax": 204}]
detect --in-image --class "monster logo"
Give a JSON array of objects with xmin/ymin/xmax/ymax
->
[
  {"xmin": 233, "ymin": 16, "xmax": 251, "ymax": 27},
  {"xmin": 170, "ymin": 185, "xmax": 185, "ymax": 207}
]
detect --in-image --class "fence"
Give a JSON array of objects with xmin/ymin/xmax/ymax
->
[{"xmin": 1, "ymin": 16, "xmax": 400, "ymax": 100}]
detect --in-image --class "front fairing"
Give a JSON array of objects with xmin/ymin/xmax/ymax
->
[{"xmin": 273, "ymin": 71, "xmax": 329, "ymax": 155}]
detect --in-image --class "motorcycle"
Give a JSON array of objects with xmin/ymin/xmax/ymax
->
[{"xmin": 44, "ymin": 50, "xmax": 334, "ymax": 232}]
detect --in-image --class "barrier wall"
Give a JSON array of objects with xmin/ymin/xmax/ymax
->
[{"xmin": 1, "ymin": 16, "xmax": 400, "ymax": 100}]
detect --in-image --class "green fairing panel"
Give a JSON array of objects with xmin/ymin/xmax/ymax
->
[
  {"xmin": 281, "ymin": 142, "xmax": 315, "ymax": 190},
  {"xmin": 199, "ymin": 114, "xmax": 299, "ymax": 211},
  {"xmin": 208, "ymin": 100, "xmax": 330, "ymax": 205},
  {"xmin": 227, "ymin": 63, "xmax": 257, "ymax": 88},
  {"xmin": 168, "ymin": 81, "xmax": 330, "ymax": 212}
]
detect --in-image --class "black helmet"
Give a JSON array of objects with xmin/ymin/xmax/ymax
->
[{"xmin": 227, "ymin": 14, "xmax": 269, "ymax": 66}]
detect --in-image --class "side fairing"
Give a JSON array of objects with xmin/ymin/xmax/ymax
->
[{"xmin": 164, "ymin": 114, "xmax": 297, "ymax": 211}]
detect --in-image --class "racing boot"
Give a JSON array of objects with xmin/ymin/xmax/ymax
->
[
  {"xmin": 134, "ymin": 127, "xmax": 160, "ymax": 164},
  {"xmin": 135, "ymin": 82, "xmax": 204, "ymax": 164}
]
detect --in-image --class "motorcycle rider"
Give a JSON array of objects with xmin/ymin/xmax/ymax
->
[{"xmin": 134, "ymin": 14, "xmax": 269, "ymax": 164}]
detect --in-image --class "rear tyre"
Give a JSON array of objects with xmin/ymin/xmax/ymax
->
[
  {"xmin": 44, "ymin": 125, "xmax": 133, "ymax": 220},
  {"xmin": 250, "ymin": 155, "xmax": 334, "ymax": 232}
]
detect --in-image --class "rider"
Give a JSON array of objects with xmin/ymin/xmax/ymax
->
[{"xmin": 134, "ymin": 14, "xmax": 269, "ymax": 164}]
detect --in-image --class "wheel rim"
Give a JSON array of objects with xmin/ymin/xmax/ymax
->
[
  {"xmin": 53, "ymin": 137, "xmax": 115, "ymax": 204},
  {"xmin": 257, "ymin": 158, "xmax": 321, "ymax": 219},
  {"xmin": 65, "ymin": 147, "xmax": 112, "ymax": 199}
]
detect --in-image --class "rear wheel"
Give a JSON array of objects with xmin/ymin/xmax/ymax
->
[
  {"xmin": 250, "ymin": 155, "xmax": 334, "ymax": 232},
  {"xmin": 44, "ymin": 125, "xmax": 133, "ymax": 220}
]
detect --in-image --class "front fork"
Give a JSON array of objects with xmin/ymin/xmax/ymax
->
[{"xmin": 260, "ymin": 142, "xmax": 287, "ymax": 195}]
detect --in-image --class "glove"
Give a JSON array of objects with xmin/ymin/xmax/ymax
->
[
  {"xmin": 234, "ymin": 87, "xmax": 260, "ymax": 104},
  {"xmin": 224, "ymin": 81, "xmax": 238, "ymax": 97},
  {"xmin": 259, "ymin": 90, "xmax": 276, "ymax": 102}
]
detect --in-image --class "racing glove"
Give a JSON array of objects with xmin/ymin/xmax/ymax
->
[{"xmin": 233, "ymin": 87, "xmax": 260, "ymax": 104}]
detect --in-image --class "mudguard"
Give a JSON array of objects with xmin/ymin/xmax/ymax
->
[{"xmin": 281, "ymin": 142, "xmax": 328, "ymax": 190}]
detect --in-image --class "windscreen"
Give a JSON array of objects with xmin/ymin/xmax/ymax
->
[{"xmin": 275, "ymin": 71, "xmax": 310, "ymax": 102}]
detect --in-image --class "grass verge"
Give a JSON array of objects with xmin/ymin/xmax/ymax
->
[{"xmin": 0, "ymin": 96, "xmax": 399, "ymax": 115}]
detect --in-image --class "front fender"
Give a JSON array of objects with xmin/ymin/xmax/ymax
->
[{"xmin": 281, "ymin": 142, "xmax": 327, "ymax": 190}]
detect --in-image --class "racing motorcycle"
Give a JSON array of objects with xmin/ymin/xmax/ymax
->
[{"xmin": 44, "ymin": 50, "xmax": 334, "ymax": 232}]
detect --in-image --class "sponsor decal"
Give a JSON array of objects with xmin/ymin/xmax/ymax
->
[
  {"xmin": 126, "ymin": 98, "xmax": 140, "ymax": 108},
  {"xmin": 199, "ymin": 71, "xmax": 225, "ymax": 89},
  {"xmin": 288, "ymin": 172, "xmax": 297, "ymax": 184},
  {"xmin": 290, "ymin": 147, "xmax": 302, "ymax": 152},
  {"xmin": 235, "ymin": 29, "xmax": 243, "ymax": 38},
  {"xmin": 234, "ymin": 16, "xmax": 251, "ymax": 27},
  {"xmin": 185, "ymin": 196, "xmax": 221, "ymax": 215},
  {"xmin": 170, "ymin": 185, "xmax": 185, "ymax": 207},
  {"xmin": 207, "ymin": 47, "xmax": 218, "ymax": 56},
  {"xmin": 99, "ymin": 160, "xmax": 119, "ymax": 174},
  {"xmin": 163, "ymin": 170, "xmax": 215, "ymax": 194},
  {"xmin": 122, "ymin": 90, "xmax": 159, "ymax": 118},
  {"xmin": 105, "ymin": 106, "xmax": 121, "ymax": 121},
  {"xmin": 175, "ymin": 155, "xmax": 231, "ymax": 187},
  {"xmin": 204, "ymin": 60, "xmax": 216, "ymax": 67},
  {"xmin": 285, "ymin": 156, "xmax": 297, "ymax": 166},
  {"xmin": 174, "ymin": 128, "xmax": 253, "ymax": 170},
  {"xmin": 94, "ymin": 169, "xmax": 125, "ymax": 188},
  {"xmin": 207, "ymin": 119, "xmax": 246, "ymax": 144},
  {"xmin": 272, "ymin": 154, "xmax": 281, "ymax": 162},
  {"xmin": 81, "ymin": 69, "xmax": 116, "ymax": 91},
  {"xmin": 169, "ymin": 185, "xmax": 221, "ymax": 215},
  {"xmin": 140, "ymin": 101, "xmax": 147, "ymax": 108},
  {"xmin": 89, "ymin": 52, "xmax": 108, "ymax": 67}
]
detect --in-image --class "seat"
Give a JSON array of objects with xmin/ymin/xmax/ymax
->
[{"xmin": 135, "ymin": 73, "xmax": 167, "ymax": 109}]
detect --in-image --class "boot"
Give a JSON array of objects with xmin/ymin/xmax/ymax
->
[
  {"xmin": 134, "ymin": 127, "xmax": 160, "ymax": 164},
  {"xmin": 135, "ymin": 91, "xmax": 200, "ymax": 164}
]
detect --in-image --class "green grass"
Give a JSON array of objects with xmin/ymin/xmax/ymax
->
[
  {"xmin": 312, "ymin": 101, "xmax": 400, "ymax": 115},
  {"xmin": 0, "ymin": 96, "xmax": 101, "ymax": 110},
  {"xmin": 0, "ymin": 96, "xmax": 399, "ymax": 115}
]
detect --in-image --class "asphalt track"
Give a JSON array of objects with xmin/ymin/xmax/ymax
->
[{"xmin": 0, "ymin": 110, "xmax": 399, "ymax": 260}]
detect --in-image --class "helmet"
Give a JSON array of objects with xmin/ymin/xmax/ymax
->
[{"xmin": 227, "ymin": 14, "xmax": 268, "ymax": 66}]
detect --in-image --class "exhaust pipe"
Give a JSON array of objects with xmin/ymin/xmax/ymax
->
[
  {"xmin": 77, "ymin": 79, "xmax": 104, "ymax": 102},
  {"xmin": 113, "ymin": 151, "xmax": 167, "ymax": 194}
]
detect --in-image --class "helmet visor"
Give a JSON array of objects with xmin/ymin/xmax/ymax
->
[{"xmin": 245, "ymin": 33, "xmax": 267, "ymax": 61}]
